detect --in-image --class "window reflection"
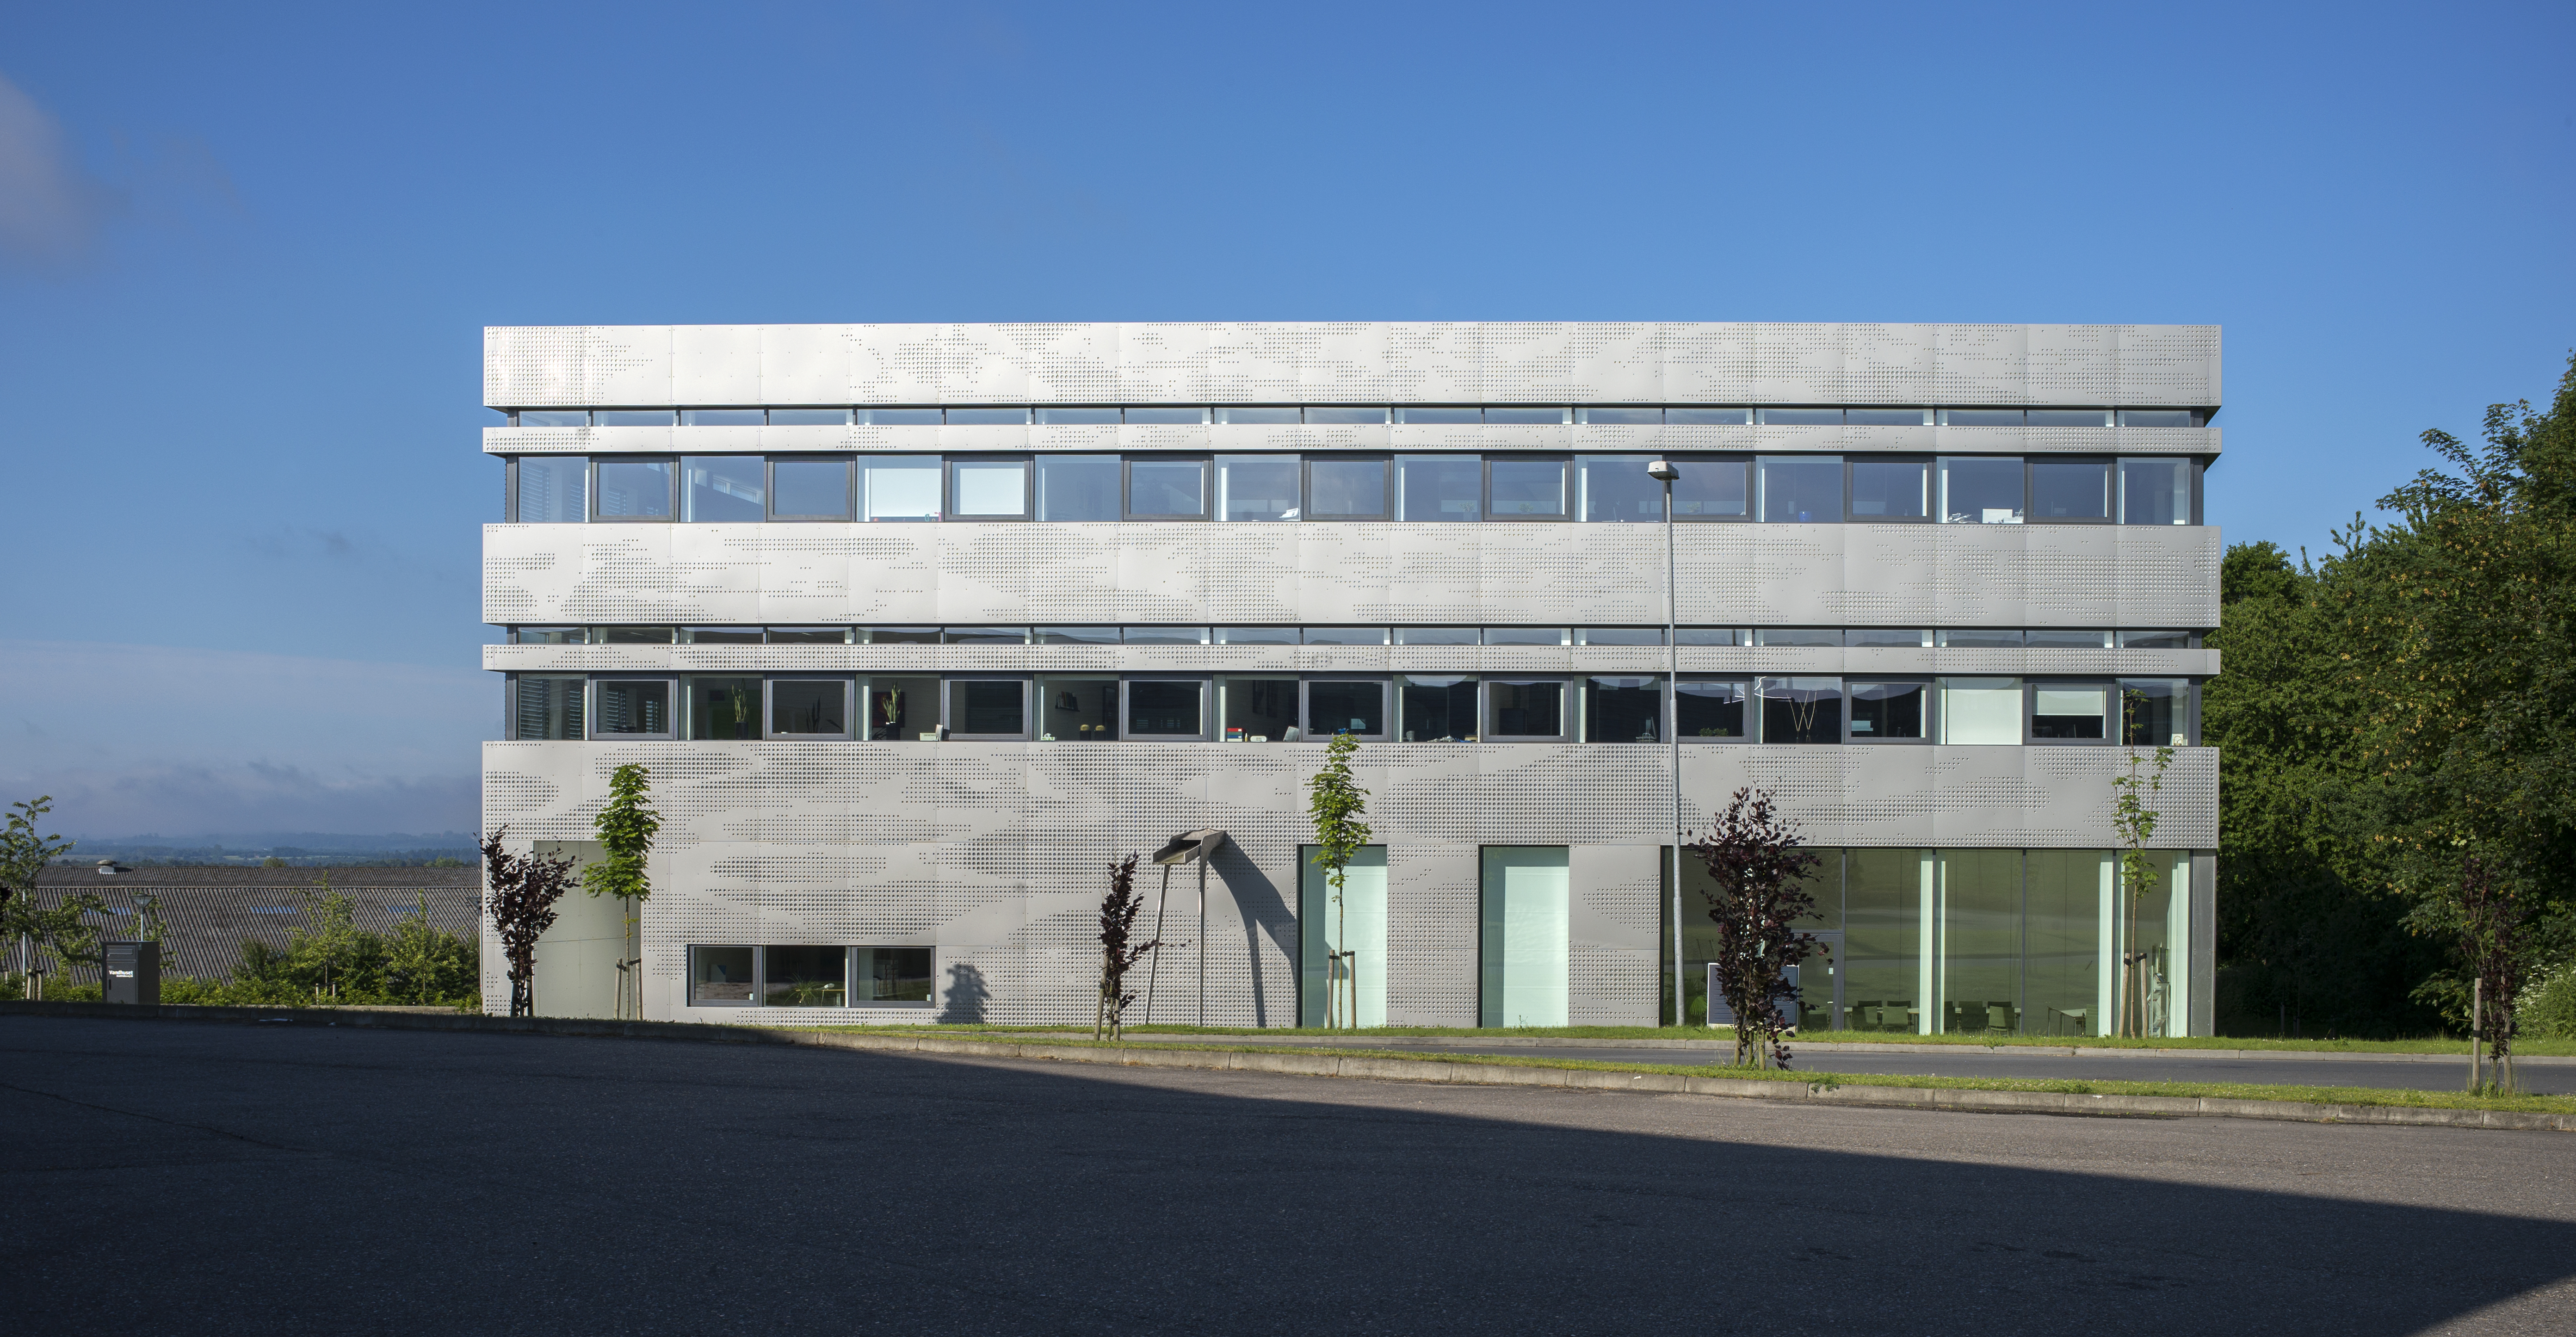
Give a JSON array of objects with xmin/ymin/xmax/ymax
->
[
  {"xmin": 1583, "ymin": 676, "xmax": 1662, "ymax": 742},
  {"xmin": 1126, "ymin": 680, "xmax": 1206, "ymax": 737},
  {"xmin": 1757, "ymin": 456, "xmax": 1841, "ymax": 522},
  {"xmin": 1128, "ymin": 458, "xmax": 1207, "ymax": 518},
  {"xmin": 682, "ymin": 456, "xmax": 765, "ymax": 522},
  {"xmin": 1488, "ymin": 457, "xmax": 1567, "ymax": 518},
  {"xmin": 1036, "ymin": 455, "xmax": 1121, "ymax": 521},
  {"xmin": 1216, "ymin": 456, "xmax": 1300, "ymax": 521},
  {"xmin": 1038, "ymin": 677, "xmax": 1119, "ymax": 741},
  {"xmin": 1307, "ymin": 456, "xmax": 1389, "ymax": 518},
  {"xmin": 1398, "ymin": 675, "xmax": 1477, "ymax": 741},
  {"xmin": 1219, "ymin": 676, "xmax": 1297, "ymax": 742},
  {"xmin": 1488, "ymin": 680, "xmax": 1565, "ymax": 738},
  {"xmin": 1676, "ymin": 680, "xmax": 1747, "ymax": 739},
  {"xmin": 1304, "ymin": 681, "xmax": 1385, "ymax": 737},
  {"xmin": 1940, "ymin": 456, "xmax": 2024, "ymax": 524},
  {"xmin": 1758, "ymin": 676, "xmax": 1842, "ymax": 744},
  {"xmin": 1396, "ymin": 455, "xmax": 1482, "ymax": 520}
]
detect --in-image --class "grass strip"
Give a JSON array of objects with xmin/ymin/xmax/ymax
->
[
  {"xmin": 809, "ymin": 1028, "xmax": 2576, "ymax": 1116},
  {"xmin": 860, "ymin": 1021, "xmax": 2576, "ymax": 1058}
]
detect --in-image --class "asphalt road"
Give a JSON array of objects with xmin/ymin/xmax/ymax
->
[
  {"xmin": 6, "ymin": 1016, "xmax": 2574, "ymax": 1336},
  {"xmin": 1136, "ymin": 1036, "xmax": 2576, "ymax": 1094}
]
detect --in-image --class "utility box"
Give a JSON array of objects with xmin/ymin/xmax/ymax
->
[{"xmin": 104, "ymin": 941, "xmax": 160, "ymax": 1006}]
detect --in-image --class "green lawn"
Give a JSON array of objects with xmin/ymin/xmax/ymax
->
[
  {"xmin": 818, "ymin": 1020, "xmax": 2575, "ymax": 1057},
  {"xmin": 801, "ymin": 1027, "xmax": 2576, "ymax": 1117}
]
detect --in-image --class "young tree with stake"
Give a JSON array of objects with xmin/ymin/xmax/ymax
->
[
  {"xmin": 1305, "ymin": 731, "xmax": 1372, "ymax": 1029},
  {"xmin": 584, "ymin": 763, "xmax": 661, "ymax": 1020},
  {"xmin": 2111, "ymin": 704, "xmax": 2176, "ymax": 1038}
]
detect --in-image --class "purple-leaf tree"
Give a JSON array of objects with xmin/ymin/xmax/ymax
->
[
  {"xmin": 480, "ymin": 827, "xmax": 578, "ymax": 1018},
  {"xmin": 1688, "ymin": 787, "xmax": 1825, "ymax": 1069},
  {"xmin": 1094, "ymin": 854, "xmax": 1166, "ymax": 1040}
]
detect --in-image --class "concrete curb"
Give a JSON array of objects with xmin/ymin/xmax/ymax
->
[{"xmin": 10, "ymin": 1000, "xmax": 2570, "ymax": 1132}]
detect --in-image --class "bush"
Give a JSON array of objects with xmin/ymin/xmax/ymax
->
[{"xmin": 2523, "ymin": 965, "xmax": 2576, "ymax": 1040}]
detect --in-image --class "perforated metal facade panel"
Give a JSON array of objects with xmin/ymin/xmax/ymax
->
[
  {"xmin": 486, "ymin": 323, "xmax": 2220, "ymax": 408},
  {"xmin": 484, "ymin": 522, "xmax": 2222, "ymax": 630},
  {"xmin": 481, "ymin": 741, "xmax": 2216, "ymax": 1026}
]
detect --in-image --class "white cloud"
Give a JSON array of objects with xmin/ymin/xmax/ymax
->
[
  {"xmin": 0, "ymin": 74, "xmax": 123, "ymax": 265},
  {"xmin": 0, "ymin": 640, "xmax": 492, "ymax": 835}
]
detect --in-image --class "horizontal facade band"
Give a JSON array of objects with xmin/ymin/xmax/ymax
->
[
  {"xmin": 481, "ymin": 737, "xmax": 2218, "ymax": 851},
  {"xmin": 483, "ymin": 322, "xmax": 2221, "ymax": 409},
  {"xmin": 482, "ymin": 644, "xmax": 2222, "ymax": 676},
  {"xmin": 482, "ymin": 422, "xmax": 2224, "ymax": 457},
  {"xmin": 483, "ymin": 521, "xmax": 2222, "ymax": 629}
]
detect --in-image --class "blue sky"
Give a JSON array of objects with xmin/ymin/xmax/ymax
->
[{"xmin": 1, "ymin": 1, "xmax": 2570, "ymax": 838}]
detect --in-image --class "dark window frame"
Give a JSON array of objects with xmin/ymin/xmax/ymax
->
[
  {"xmin": 589, "ymin": 454, "xmax": 678, "ymax": 523},
  {"xmin": 1301, "ymin": 677, "xmax": 1392, "ymax": 741},
  {"xmin": 1122, "ymin": 453, "xmax": 1212, "ymax": 521},
  {"xmin": 2027, "ymin": 678, "xmax": 2116, "ymax": 745},
  {"xmin": 1675, "ymin": 676, "xmax": 1754, "ymax": 743},
  {"xmin": 1844, "ymin": 454, "xmax": 1934, "ymax": 525},
  {"xmin": 764, "ymin": 676, "xmax": 855, "ymax": 741},
  {"xmin": 1302, "ymin": 452, "xmax": 1394, "ymax": 521},
  {"xmin": 2024, "ymin": 455, "xmax": 2116, "ymax": 526},
  {"xmin": 768, "ymin": 453, "xmax": 857, "ymax": 523},
  {"xmin": 588, "ymin": 676, "xmax": 678, "ymax": 741},
  {"xmin": 945, "ymin": 676, "xmax": 1032, "ymax": 741},
  {"xmin": 1579, "ymin": 674, "xmax": 1667, "ymax": 744},
  {"xmin": 945, "ymin": 453, "xmax": 1035, "ymax": 522},
  {"xmin": 1484, "ymin": 677, "xmax": 1572, "ymax": 743},
  {"xmin": 1844, "ymin": 677, "xmax": 1934, "ymax": 745},
  {"xmin": 1123, "ymin": 675, "xmax": 1213, "ymax": 741},
  {"xmin": 1483, "ymin": 453, "xmax": 1574, "ymax": 523}
]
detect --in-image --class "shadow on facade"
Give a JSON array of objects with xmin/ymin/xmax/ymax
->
[{"xmin": 936, "ymin": 961, "xmax": 990, "ymax": 1023}]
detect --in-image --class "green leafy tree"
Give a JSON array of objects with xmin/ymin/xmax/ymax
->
[
  {"xmin": 584, "ymin": 763, "xmax": 661, "ymax": 1019},
  {"xmin": 1304, "ymin": 731, "xmax": 1372, "ymax": 1029},
  {"xmin": 0, "ymin": 796, "xmax": 99, "ymax": 998},
  {"xmin": 384, "ymin": 893, "xmax": 479, "ymax": 1005},
  {"xmin": 289, "ymin": 874, "xmax": 367, "ymax": 1001},
  {"xmin": 2111, "ymin": 715, "xmax": 2175, "ymax": 1037}
]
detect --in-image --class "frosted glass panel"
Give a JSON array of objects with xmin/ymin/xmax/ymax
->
[
  {"xmin": 1299, "ymin": 845, "xmax": 1387, "ymax": 1027},
  {"xmin": 863, "ymin": 457, "xmax": 941, "ymax": 520},
  {"xmin": 1479, "ymin": 847, "xmax": 1570, "ymax": 1027},
  {"xmin": 1939, "ymin": 678, "xmax": 2022, "ymax": 744},
  {"xmin": 951, "ymin": 460, "xmax": 1027, "ymax": 516}
]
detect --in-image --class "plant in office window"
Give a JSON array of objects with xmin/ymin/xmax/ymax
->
[
  {"xmin": 585, "ymin": 763, "xmax": 661, "ymax": 1020},
  {"xmin": 482, "ymin": 827, "xmax": 578, "ymax": 1017},
  {"xmin": 1688, "ymin": 787, "xmax": 1823, "ymax": 1069},
  {"xmin": 2112, "ymin": 697, "xmax": 2176, "ymax": 1038},
  {"xmin": 1306, "ymin": 731, "xmax": 1374, "ymax": 1029},
  {"xmin": 1094, "ymin": 854, "xmax": 1165, "ymax": 1040}
]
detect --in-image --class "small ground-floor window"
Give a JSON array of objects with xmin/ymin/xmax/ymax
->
[{"xmin": 686, "ymin": 944, "xmax": 934, "ymax": 1008}]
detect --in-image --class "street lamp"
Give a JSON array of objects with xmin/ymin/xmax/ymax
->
[{"xmin": 1645, "ymin": 458, "xmax": 1682, "ymax": 1027}]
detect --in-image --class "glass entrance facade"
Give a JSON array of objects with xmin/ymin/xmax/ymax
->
[{"xmin": 1661, "ymin": 847, "xmax": 2193, "ymax": 1037}]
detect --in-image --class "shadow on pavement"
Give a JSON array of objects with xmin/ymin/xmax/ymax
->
[{"xmin": 1, "ymin": 1017, "xmax": 2568, "ymax": 1335}]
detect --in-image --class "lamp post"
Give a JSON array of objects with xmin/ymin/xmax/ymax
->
[{"xmin": 1646, "ymin": 458, "xmax": 1682, "ymax": 1027}]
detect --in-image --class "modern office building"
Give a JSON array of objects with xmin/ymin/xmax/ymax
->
[{"xmin": 480, "ymin": 322, "xmax": 2220, "ymax": 1036}]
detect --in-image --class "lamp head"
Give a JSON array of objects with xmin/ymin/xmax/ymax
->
[{"xmin": 1644, "ymin": 459, "xmax": 1680, "ymax": 482}]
